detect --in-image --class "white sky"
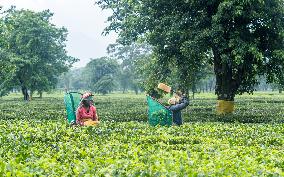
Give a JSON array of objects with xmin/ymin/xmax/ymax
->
[{"xmin": 1, "ymin": 0, "xmax": 117, "ymax": 68}]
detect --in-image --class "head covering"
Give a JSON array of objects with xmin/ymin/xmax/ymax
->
[
  {"xmin": 168, "ymin": 97, "xmax": 177, "ymax": 105},
  {"xmin": 81, "ymin": 92, "xmax": 94, "ymax": 100}
]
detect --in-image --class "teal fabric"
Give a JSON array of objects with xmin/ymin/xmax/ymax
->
[
  {"xmin": 146, "ymin": 96, "xmax": 173, "ymax": 126},
  {"xmin": 64, "ymin": 92, "xmax": 82, "ymax": 124}
]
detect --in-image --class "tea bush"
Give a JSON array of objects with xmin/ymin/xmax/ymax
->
[{"xmin": 0, "ymin": 92, "xmax": 283, "ymax": 176}]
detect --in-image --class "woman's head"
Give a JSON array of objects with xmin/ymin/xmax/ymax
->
[
  {"xmin": 82, "ymin": 99, "xmax": 91, "ymax": 107},
  {"xmin": 81, "ymin": 92, "xmax": 94, "ymax": 107},
  {"xmin": 82, "ymin": 92, "xmax": 93, "ymax": 99}
]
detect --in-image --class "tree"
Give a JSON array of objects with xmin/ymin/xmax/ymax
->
[
  {"xmin": 84, "ymin": 57, "xmax": 119, "ymax": 94},
  {"xmin": 0, "ymin": 7, "xmax": 77, "ymax": 100},
  {"xmin": 57, "ymin": 72, "xmax": 72, "ymax": 91},
  {"xmin": 0, "ymin": 7, "xmax": 16, "ymax": 96},
  {"xmin": 254, "ymin": 76, "xmax": 271, "ymax": 91},
  {"xmin": 135, "ymin": 54, "xmax": 167, "ymax": 98},
  {"xmin": 117, "ymin": 68, "xmax": 132, "ymax": 93},
  {"xmin": 108, "ymin": 42, "xmax": 152, "ymax": 94},
  {"xmin": 0, "ymin": 49, "xmax": 17, "ymax": 96},
  {"xmin": 57, "ymin": 68, "xmax": 87, "ymax": 91},
  {"xmin": 97, "ymin": 0, "xmax": 284, "ymax": 113},
  {"xmin": 94, "ymin": 75, "xmax": 116, "ymax": 95}
]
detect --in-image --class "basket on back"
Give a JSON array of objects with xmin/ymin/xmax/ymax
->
[
  {"xmin": 64, "ymin": 92, "xmax": 82, "ymax": 124},
  {"xmin": 146, "ymin": 96, "xmax": 173, "ymax": 126}
]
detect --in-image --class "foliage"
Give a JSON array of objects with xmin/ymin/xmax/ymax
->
[
  {"xmin": 57, "ymin": 68, "xmax": 86, "ymax": 91},
  {"xmin": 117, "ymin": 69, "xmax": 132, "ymax": 93},
  {"xmin": 0, "ymin": 92, "xmax": 283, "ymax": 176},
  {"xmin": 108, "ymin": 42, "xmax": 152, "ymax": 94},
  {"xmin": 84, "ymin": 57, "xmax": 119, "ymax": 94},
  {"xmin": 97, "ymin": 0, "xmax": 284, "ymax": 101},
  {"xmin": 0, "ymin": 7, "xmax": 77, "ymax": 99},
  {"xmin": 0, "ymin": 49, "xmax": 17, "ymax": 96},
  {"xmin": 94, "ymin": 75, "xmax": 116, "ymax": 95}
]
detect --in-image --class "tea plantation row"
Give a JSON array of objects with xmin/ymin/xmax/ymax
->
[{"xmin": 0, "ymin": 92, "xmax": 283, "ymax": 176}]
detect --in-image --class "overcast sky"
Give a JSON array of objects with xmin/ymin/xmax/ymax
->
[{"xmin": 1, "ymin": 0, "xmax": 117, "ymax": 68}]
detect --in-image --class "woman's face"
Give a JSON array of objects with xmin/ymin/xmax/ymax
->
[{"xmin": 82, "ymin": 100, "xmax": 91, "ymax": 107}]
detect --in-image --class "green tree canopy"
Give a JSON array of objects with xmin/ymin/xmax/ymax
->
[
  {"xmin": 0, "ymin": 7, "xmax": 77, "ymax": 99},
  {"xmin": 108, "ymin": 42, "xmax": 152, "ymax": 94},
  {"xmin": 97, "ymin": 0, "xmax": 284, "ymax": 102},
  {"xmin": 0, "ymin": 49, "xmax": 17, "ymax": 96},
  {"xmin": 84, "ymin": 57, "xmax": 119, "ymax": 94}
]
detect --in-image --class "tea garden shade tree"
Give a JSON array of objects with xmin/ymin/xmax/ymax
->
[
  {"xmin": 0, "ymin": 49, "xmax": 17, "ymax": 96},
  {"xmin": 107, "ymin": 42, "xmax": 152, "ymax": 94},
  {"xmin": 0, "ymin": 7, "xmax": 77, "ymax": 100},
  {"xmin": 84, "ymin": 57, "xmax": 119, "ymax": 94},
  {"xmin": 97, "ymin": 0, "xmax": 284, "ymax": 114}
]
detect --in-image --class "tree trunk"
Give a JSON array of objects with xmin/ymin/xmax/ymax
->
[
  {"xmin": 264, "ymin": 85, "xmax": 268, "ymax": 91},
  {"xmin": 205, "ymin": 83, "xmax": 208, "ymax": 92},
  {"xmin": 214, "ymin": 49, "xmax": 237, "ymax": 101},
  {"xmin": 213, "ymin": 48, "xmax": 241, "ymax": 115},
  {"xmin": 39, "ymin": 92, "xmax": 43, "ymax": 98},
  {"xmin": 134, "ymin": 88, "xmax": 138, "ymax": 95},
  {"xmin": 191, "ymin": 85, "xmax": 195, "ymax": 99},
  {"xmin": 21, "ymin": 86, "xmax": 29, "ymax": 101},
  {"xmin": 30, "ymin": 91, "xmax": 33, "ymax": 100}
]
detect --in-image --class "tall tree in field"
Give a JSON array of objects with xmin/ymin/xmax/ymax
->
[
  {"xmin": 57, "ymin": 68, "xmax": 88, "ymax": 91},
  {"xmin": 0, "ymin": 7, "xmax": 16, "ymax": 96},
  {"xmin": 108, "ymin": 42, "xmax": 152, "ymax": 94},
  {"xmin": 0, "ymin": 7, "xmax": 77, "ymax": 100},
  {"xmin": 97, "ymin": 0, "xmax": 284, "ymax": 114},
  {"xmin": 84, "ymin": 57, "xmax": 119, "ymax": 94},
  {"xmin": 0, "ymin": 49, "xmax": 17, "ymax": 96}
]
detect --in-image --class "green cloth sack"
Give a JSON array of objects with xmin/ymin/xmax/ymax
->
[
  {"xmin": 146, "ymin": 96, "xmax": 173, "ymax": 126},
  {"xmin": 64, "ymin": 92, "xmax": 82, "ymax": 124}
]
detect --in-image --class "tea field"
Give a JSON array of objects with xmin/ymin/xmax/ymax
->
[{"xmin": 0, "ymin": 92, "xmax": 283, "ymax": 176}]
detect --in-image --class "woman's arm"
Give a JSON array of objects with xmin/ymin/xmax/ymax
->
[
  {"xmin": 169, "ymin": 96, "xmax": 189, "ymax": 111},
  {"xmin": 92, "ymin": 106, "xmax": 99, "ymax": 121}
]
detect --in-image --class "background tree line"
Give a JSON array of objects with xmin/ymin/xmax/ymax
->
[
  {"xmin": 2, "ymin": 2, "xmax": 284, "ymax": 101},
  {"xmin": 57, "ymin": 41, "xmax": 281, "ymax": 96}
]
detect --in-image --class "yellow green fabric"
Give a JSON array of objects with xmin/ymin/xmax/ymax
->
[
  {"xmin": 84, "ymin": 119, "xmax": 99, "ymax": 126},
  {"xmin": 217, "ymin": 100, "xmax": 235, "ymax": 115}
]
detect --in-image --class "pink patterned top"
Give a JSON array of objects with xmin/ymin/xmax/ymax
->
[{"xmin": 76, "ymin": 105, "xmax": 98, "ymax": 126}]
